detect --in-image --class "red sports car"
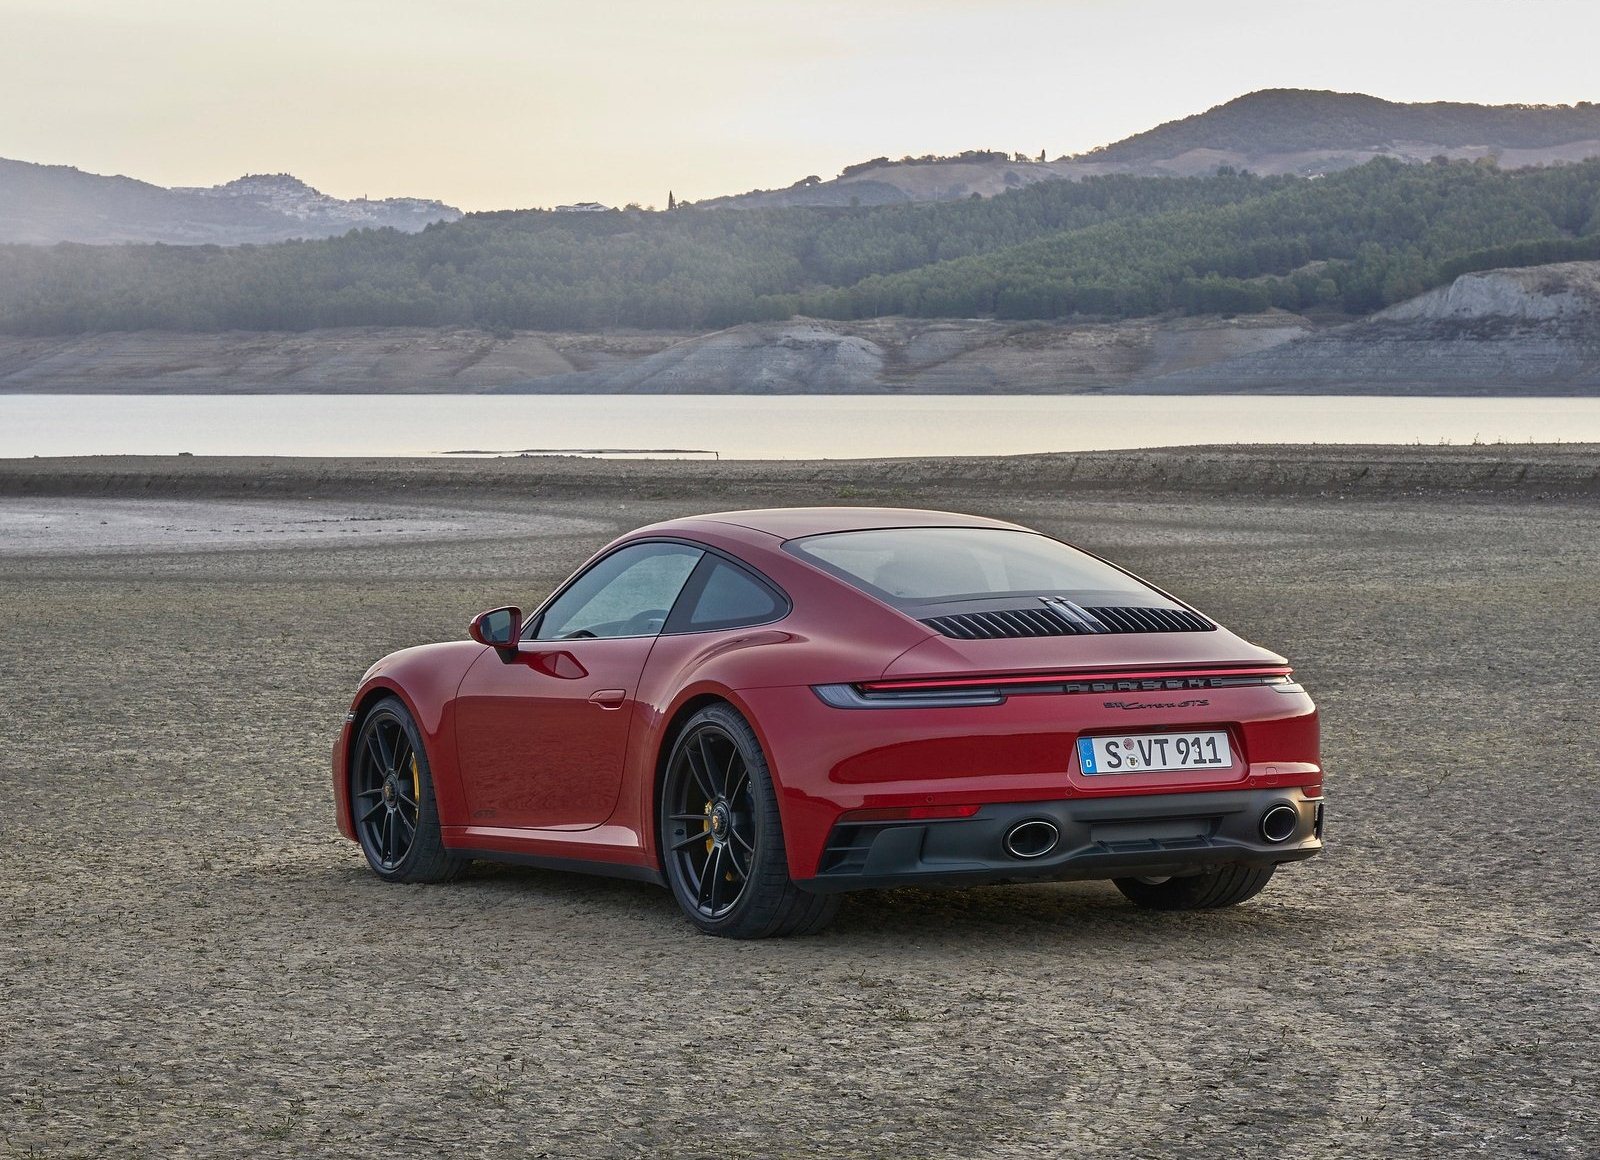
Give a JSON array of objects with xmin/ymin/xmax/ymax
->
[{"xmin": 333, "ymin": 507, "xmax": 1323, "ymax": 937}]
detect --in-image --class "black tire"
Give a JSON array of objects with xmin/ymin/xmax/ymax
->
[
  {"xmin": 1113, "ymin": 865, "xmax": 1275, "ymax": 910},
  {"xmin": 350, "ymin": 696, "xmax": 468, "ymax": 884},
  {"xmin": 658, "ymin": 704, "xmax": 839, "ymax": 939}
]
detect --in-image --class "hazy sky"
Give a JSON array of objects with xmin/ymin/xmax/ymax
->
[{"xmin": 4, "ymin": 0, "xmax": 1598, "ymax": 211}]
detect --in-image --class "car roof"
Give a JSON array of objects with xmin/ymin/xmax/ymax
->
[{"xmin": 654, "ymin": 507, "xmax": 1028, "ymax": 541}]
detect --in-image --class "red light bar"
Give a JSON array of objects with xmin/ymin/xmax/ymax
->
[
  {"xmin": 860, "ymin": 665, "xmax": 1292, "ymax": 693},
  {"xmin": 836, "ymin": 804, "xmax": 983, "ymax": 824}
]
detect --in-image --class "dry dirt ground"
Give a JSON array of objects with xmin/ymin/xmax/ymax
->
[{"xmin": 1, "ymin": 453, "xmax": 1597, "ymax": 1157}]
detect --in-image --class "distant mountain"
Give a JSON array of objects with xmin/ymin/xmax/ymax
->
[
  {"xmin": 0, "ymin": 159, "xmax": 461, "ymax": 245},
  {"xmin": 703, "ymin": 89, "xmax": 1600, "ymax": 208},
  {"xmin": 1091, "ymin": 89, "xmax": 1600, "ymax": 162}
]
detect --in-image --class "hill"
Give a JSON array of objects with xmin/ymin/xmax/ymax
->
[
  {"xmin": 704, "ymin": 89, "xmax": 1600, "ymax": 209},
  {"xmin": 0, "ymin": 159, "xmax": 461, "ymax": 245},
  {"xmin": 3, "ymin": 156, "xmax": 1598, "ymax": 337},
  {"xmin": 1088, "ymin": 89, "xmax": 1600, "ymax": 161}
]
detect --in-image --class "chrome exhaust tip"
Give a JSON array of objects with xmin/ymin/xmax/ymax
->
[
  {"xmin": 1003, "ymin": 819, "xmax": 1060, "ymax": 859},
  {"xmin": 1261, "ymin": 804, "xmax": 1300, "ymax": 843}
]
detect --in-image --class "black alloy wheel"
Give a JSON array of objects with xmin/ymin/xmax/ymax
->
[
  {"xmin": 351, "ymin": 697, "xmax": 466, "ymax": 883},
  {"xmin": 664, "ymin": 721, "xmax": 756, "ymax": 920},
  {"xmin": 659, "ymin": 704, "xmax": 838, "ymax": 938}
]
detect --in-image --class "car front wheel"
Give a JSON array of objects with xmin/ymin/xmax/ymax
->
[{"xmin": 351, "ymin": 696, "xmax": 467, "ymax": 884}]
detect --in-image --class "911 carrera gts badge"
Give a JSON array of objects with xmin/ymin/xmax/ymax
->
[{"xmin": 1103, "ymin": 699, "xmax": 1211, "ymax": 710}]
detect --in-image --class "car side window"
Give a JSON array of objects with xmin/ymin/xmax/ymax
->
[
  {"xmin": 532, "ymin": 543, "xmax": 703, "ymax": 640},
  {"xmin": 669, "ymin": 557, "xmax": 787, "ymax": 633}
]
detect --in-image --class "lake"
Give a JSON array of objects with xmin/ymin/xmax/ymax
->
[{"xmin": 3, "ymin": 394, "xmax": 1598, "ymax": 459}]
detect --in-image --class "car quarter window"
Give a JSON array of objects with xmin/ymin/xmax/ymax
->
[
  {"xmin": 668, "ymin": 556, "xmax": 787, "ymax": 633},
  {"xmin": 532, "ymin": 542, "xmax": 704, "ymax": 640}
]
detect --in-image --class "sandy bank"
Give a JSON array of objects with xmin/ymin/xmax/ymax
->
[{"xmin": 2, "ymin": 444, "xmax": 1597, "ymax": 506}]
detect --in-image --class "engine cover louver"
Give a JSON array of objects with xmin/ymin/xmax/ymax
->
[{"xmin": 922, "ymin": 604, "xmax": 1214, "ymax": 639}]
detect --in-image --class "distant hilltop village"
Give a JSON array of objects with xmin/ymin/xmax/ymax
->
[
  {"xmin": 0, "ymin": 158, "xmax": 461, "ymax": 245},
  {"xmin": 175, "ymin": 173, "xmax": 461, "ymax": 228}
]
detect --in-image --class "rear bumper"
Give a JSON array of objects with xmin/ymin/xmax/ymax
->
[{"xmin": 796, "ymin": 787, "xmax": 1324, "ymax": 893}]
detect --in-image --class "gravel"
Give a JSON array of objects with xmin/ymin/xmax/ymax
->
[{"xmin": 1, "ymin": 462, "xmax": 1596, "ymax": 1158}]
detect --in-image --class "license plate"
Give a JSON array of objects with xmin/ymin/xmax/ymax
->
[{"xmin": 1076, "ymin": 730, "xmax": 1232, "ymax": 775}]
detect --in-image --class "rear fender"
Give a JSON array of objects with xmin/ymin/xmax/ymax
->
[{"xmin": 635, "ymin": 678, "xmax": 771, "ymax": 873}]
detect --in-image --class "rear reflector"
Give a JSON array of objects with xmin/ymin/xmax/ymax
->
[{"xmin": 836, "ymin": 804, "xmax": 982, "ymax": 824}]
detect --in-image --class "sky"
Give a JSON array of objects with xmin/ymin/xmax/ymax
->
[{"xmin": 3, "ymin": 0, "xmax": 1598, "ymax": 212}]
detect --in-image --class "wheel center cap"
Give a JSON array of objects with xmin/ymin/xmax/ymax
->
[
  {"xmin": 382, "ymin": 775, "xmax": 398, "ymax": 806},
  {"xmin": 709, "ymin": 803, "xmax": 731, "ymax": 844}
]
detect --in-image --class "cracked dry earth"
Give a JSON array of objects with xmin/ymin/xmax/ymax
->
[{"xmin": 1, "ymin": 484, "xmax": 1596, "ymax": 1158}]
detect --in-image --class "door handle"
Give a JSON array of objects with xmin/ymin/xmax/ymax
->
[{"xmin": 589, "ymin": 689, "xmax": 627, "ymax": 710}]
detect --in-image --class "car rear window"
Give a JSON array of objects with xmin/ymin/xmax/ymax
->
[{"xmin": 788, "ymin": 527, "xmax": 1153, "ymax": 604}]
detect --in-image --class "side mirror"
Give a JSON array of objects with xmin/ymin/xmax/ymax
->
[{"xmin": 468, "ymin": 606, "xmax": 522, "ymax": 650}]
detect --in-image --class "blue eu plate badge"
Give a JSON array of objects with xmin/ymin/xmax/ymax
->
[{"xmin": 1076, "ymin": 737, "xmax": 1097, "ymax": 774}]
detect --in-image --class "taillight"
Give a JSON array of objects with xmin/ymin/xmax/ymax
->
[
  {"xmin": 813, "ymin": 684, "xmax": 1003, "ymax": 709},
  {"xmin": 814, "ymin": 666, "xmax": 1294, "ymax": 709}
]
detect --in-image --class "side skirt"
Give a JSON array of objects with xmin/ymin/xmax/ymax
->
[{"xmin": 451, "ymin": 847, "xmax": 667, "ymax": 888}]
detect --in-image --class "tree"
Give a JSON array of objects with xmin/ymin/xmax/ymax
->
[{"xmin": 3, "ymin": 156, "xmax": 1597, "ymax": 335}]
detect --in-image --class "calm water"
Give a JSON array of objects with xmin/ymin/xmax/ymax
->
[{"xmin": 3, "ymin": 394, "xmax": 1598, "ymax": 459}]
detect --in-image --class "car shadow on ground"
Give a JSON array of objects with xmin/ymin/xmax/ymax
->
[
  {"xmin": 829, "ymin": 880, "xmax": 1321, "ymax": 948},
  {"xmin": 308, "ymin": 857, "xmax": 1324, "ymax": 952}
]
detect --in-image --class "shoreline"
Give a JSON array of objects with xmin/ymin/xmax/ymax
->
[
  {"xmin": 2, "ymin": 444, "xmax": 1598, "ymax": 503},
  {"xmin": 1, "ymin": 304, "xmax": 1598, "ymax": 395},
  {"xmin": 6, "ymin": 386, "xmax": 1600, "ymax": 397}
]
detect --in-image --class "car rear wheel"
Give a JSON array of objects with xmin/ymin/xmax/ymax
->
[
  {"xmin": 659, "ymin": 704, "xmax": 838, "ymax": 939},
  {"xmin": 351, "ymin": 696, "xmax": 467, "ymax": 884},
  {"xmin": 1113, "ymin": 864, "xmax": 1275, "ymax": 910}
]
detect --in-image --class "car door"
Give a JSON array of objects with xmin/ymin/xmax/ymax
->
[{"xmin": 454, "ymin": 541, "xmax": 703, "ymax": 830}]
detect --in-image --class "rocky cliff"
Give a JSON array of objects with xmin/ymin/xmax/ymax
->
[
  {"xmin": 1128, "ymin": 263, "xmax": 1600, "ymax": 394},
  {"xmin": 2, "ymin": 264, "xmax": 1596, "ymax": 395},
  {"xmin": 0, "ymin": 315, "xmax": 1309, "ymax": 393}
]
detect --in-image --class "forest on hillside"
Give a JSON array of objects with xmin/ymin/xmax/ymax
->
[{"xmin": 1, "ymin": 157, "xmax": 1598, "ymax": 335}]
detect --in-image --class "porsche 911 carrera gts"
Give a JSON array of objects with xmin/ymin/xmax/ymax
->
[{"xmin": 333, "ymin": 507, "xmax": 1323, "ymax": 937}]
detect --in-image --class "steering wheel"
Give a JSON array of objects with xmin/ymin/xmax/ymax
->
[{"xmin": 620, "ymin": 608, "xmax": 671, "ymax": 634}]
